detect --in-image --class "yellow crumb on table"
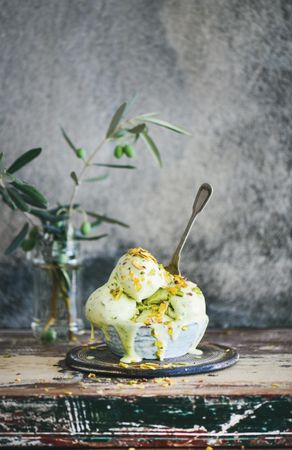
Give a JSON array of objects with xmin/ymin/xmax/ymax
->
[
  {"xmin": 63, "ymin": 391, "xmax": 73, "ymax": 396},
  {"xmin": 119, "ymin": 362, "xmax": 129, "ymax": 368},
  {"xmin": 88, "ymin": 372, "xmax": 97, "ymax": 379},
  {"xmin": 153, "ymin": 377, "xmax": 175, "ymax": 387},
  {"xmin": 127, "ymin": 380, "xmax": 138, "ymax": 385}
]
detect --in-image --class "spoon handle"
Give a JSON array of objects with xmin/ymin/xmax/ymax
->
[{"xmin": 166, "ymin": 183, "xmax": 213, "ymax": 275}]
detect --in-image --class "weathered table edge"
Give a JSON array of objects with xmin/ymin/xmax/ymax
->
[{"xmin": 0, "ymin": 394, "xmax": 291, "ymax": 448}]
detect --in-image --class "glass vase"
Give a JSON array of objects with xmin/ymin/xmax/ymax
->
[{"xmin": 30, "ymin": 239, "xmax": 85, "ymax": 342}]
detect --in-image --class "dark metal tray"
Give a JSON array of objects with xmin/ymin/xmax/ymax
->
[{"xmin": 66, "ymin": 341, "xmax": 239, "ymax": 378}]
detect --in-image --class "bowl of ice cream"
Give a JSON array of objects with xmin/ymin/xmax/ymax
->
[{"xmin": 85, "ymin": 247, "xmax": 209, "ymax": 363}]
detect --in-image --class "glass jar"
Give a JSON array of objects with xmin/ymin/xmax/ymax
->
[{"xmin": 30, "ymin": 239, "xmax": 85, "ymax": 342}]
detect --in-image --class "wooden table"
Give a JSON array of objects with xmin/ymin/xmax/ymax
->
[{"xmin": 0, "ymin": 329, "xmax": 291, "ymax": 448}]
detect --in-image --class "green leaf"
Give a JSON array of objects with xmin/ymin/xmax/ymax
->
[
  {"xmin": 70, "ymin": 171, "xmax": 79, "ymax": 185},
  {"xmin": 90, "ymin": 219, "xmax": 102, "ymax": 228},
  {"xmin": 0, "ymin": 188, "xmax": 17, "ymax": 209},
  {"xmin": 4, "ymin": 222, "xmax": 29, "ymax": 255},
  {"xmin": 93, "ymin": 163, "xmax": 136, "ymax": 169},
  {"xmin": 141, "ymin": 117, "xmax": 191, "ymax": 135},
  {"xmin": 106, "ymin": 102, "xmax": 127, "ymax": 138},
  {"xmin": 123, "ymin": 94, "xmax": 138, "ymax": 116},
  {"xmin": 6, "ymin": 187, "xmax": 30, "ymax": 212},
  {"xmin": 43, "ymin": 224, "xmax": 63, "ymax": 236},
  {"xmin": 75, "ymin": 233, "xmax": 108, "ymax": 241},
  {"xmin": 128, "ymin": 123, "xmax": 146, "ymax": 135},
  {"xmin": 14, "ymin": 191, "xmax": 44, "ymax": 209},
  {"xmin": 141, "ymin": 131, "xmax": 162, "ymax": 167},
  {"xmin": 83, "ymin": 175, "xmax": 108, "ymax": 183},
  {"xmin": 86, "ymin": 212, "xmax": 129, "ymax": 228},
  {"xmin": 12, "ymin": 180, "xmax": 48, "ymax": 209},
  {"xmin": 112, "ymin": 129, "xmax": 127, "ymax": 139},
  {"xmin": 60, "ymin": 127, "xmax": 77, "ymax": 153},
  {"xmin": 29, "ymin": 209, "xmax": 59, "ymax": 222},
  {"xmin": 7, "ymin": 148, "xmax": 42, "ymax": 174},
  {"xmin": 134, "ymin": 112, "xmax": 159, "ymax": 119}
]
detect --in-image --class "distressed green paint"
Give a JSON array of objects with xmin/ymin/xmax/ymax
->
[{"xmin": 1, "ymin": 395, "xmax": 291, "ymax": 435}]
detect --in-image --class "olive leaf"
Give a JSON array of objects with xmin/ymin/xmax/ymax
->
[
  {"xmin": 128, "ymin": 123, "xmax": 146, "ymax": 135},
  {"xmin": 4, "ymin": 222, "xmax": 29, "ymax": 255},
  {"xmin": 86, "ymin": 211, "xmax": 129, "ymax": 228},
  {"xmin": 14, "ymin": 190, "xmax": 47, "ymax": 209},
  {"xmin": 93, "ymin": 163, "xmax": 136, "ymax": 169},
  {"xmin": 135, "ymin": 112, "xmax": 159, "ymax": 119},
  {"xmin": 90, "ymin": 219, "xmax": 102, "ymax": 227},
  {"xmin": 7, "ymin": 148, "xmax": 42, "ymax": 174},
  {"xmin": 123, "ymin": 94, "xmax": 138, "ymax": 116},
  {"xmin": 29, "ymin": 209, "xmax": 60, "ymax": 223},
  {"xmin": 112, "ymin": 129, "xmax": 127, "ymax": 139},
  {"xmin": 6, "ymin": 187, "xmax": 30, "ymax": 212},
  {"xmin": 60, "ymin": 127, "xmax": 77, "ymax": 153},
  {"xmin": 140, "ymin": 117, "xmax": 191, "ymax": 135},
  {"xmin": 75, "ymin": 233, "xmax": 108, "ymax": 241},
  {"xmin": 0, "ymin": 188, "xmax": 17, "ymax": 210},
  {"xmin": 70, "ymin": 171, "xmax": 79, "ymax": 185},
  {"xmin": 12, "ymin": 179, "xmax": 48, "ymax": 209},
  {"xmin": 83, "ymin": 175, "xmax": 108, "ymax": 183},
  {"xmin": 106, "ymin": 102, "xmax": 127, "ymax": 138},
  {"xmin": 141, "ymin": 131, "xmax": 162, "ymax": 167},
  {"xmin": 43, "ymin": 224, "xmax": 64, "ymax": 236}
]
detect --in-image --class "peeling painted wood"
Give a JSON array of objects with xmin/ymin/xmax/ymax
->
[{"xmin": 0, "ymin": 329, "xmax": 291, "ymax": 447}]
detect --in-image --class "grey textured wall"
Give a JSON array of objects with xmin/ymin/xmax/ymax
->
[{"xmin": 0, "ymin": 0, "xmax": 291, "ymax": 328}]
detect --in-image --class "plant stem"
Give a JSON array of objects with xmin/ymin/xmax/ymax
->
[
  {"xmin": 67, "ymin": 136, "xmax": 107, "ymax": 234},
  {"xmin": 59, "ymin": 280, "xmax": 76, "ymax": 341},
  {"xmin": 43, "ymin": 270, "xmax": 59, "ymax": 332}
]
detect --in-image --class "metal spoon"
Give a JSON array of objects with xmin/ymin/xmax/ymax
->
[{"xmin": 165, "ymin": 183, "xmax": 213, "ymax": 275}]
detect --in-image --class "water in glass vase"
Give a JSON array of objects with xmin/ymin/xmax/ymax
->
[{"xmin": 31, "ymin": 240, "xmax": 85, "ymax": 342}]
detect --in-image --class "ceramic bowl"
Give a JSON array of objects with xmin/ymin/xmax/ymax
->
[{"xmin": 100, "ymin": 315, "xmax": 209, "ymax": 360}]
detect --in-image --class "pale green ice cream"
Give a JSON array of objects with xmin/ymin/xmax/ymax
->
[{"xmin": 85, "ymin": 247, "xmax": 208, "ymax": 363}]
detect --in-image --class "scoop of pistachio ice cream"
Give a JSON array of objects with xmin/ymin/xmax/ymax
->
[
  {"xmin": 85, "ymin": 284, "xmax": 137, "ymax": 327},
  {"xmin": 168, "ymin": 279, "xmax": 206, "ymax": 321},
  {"xmin": 109, "ymin": 247, "xmax": 167, "ymax": 301}
]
